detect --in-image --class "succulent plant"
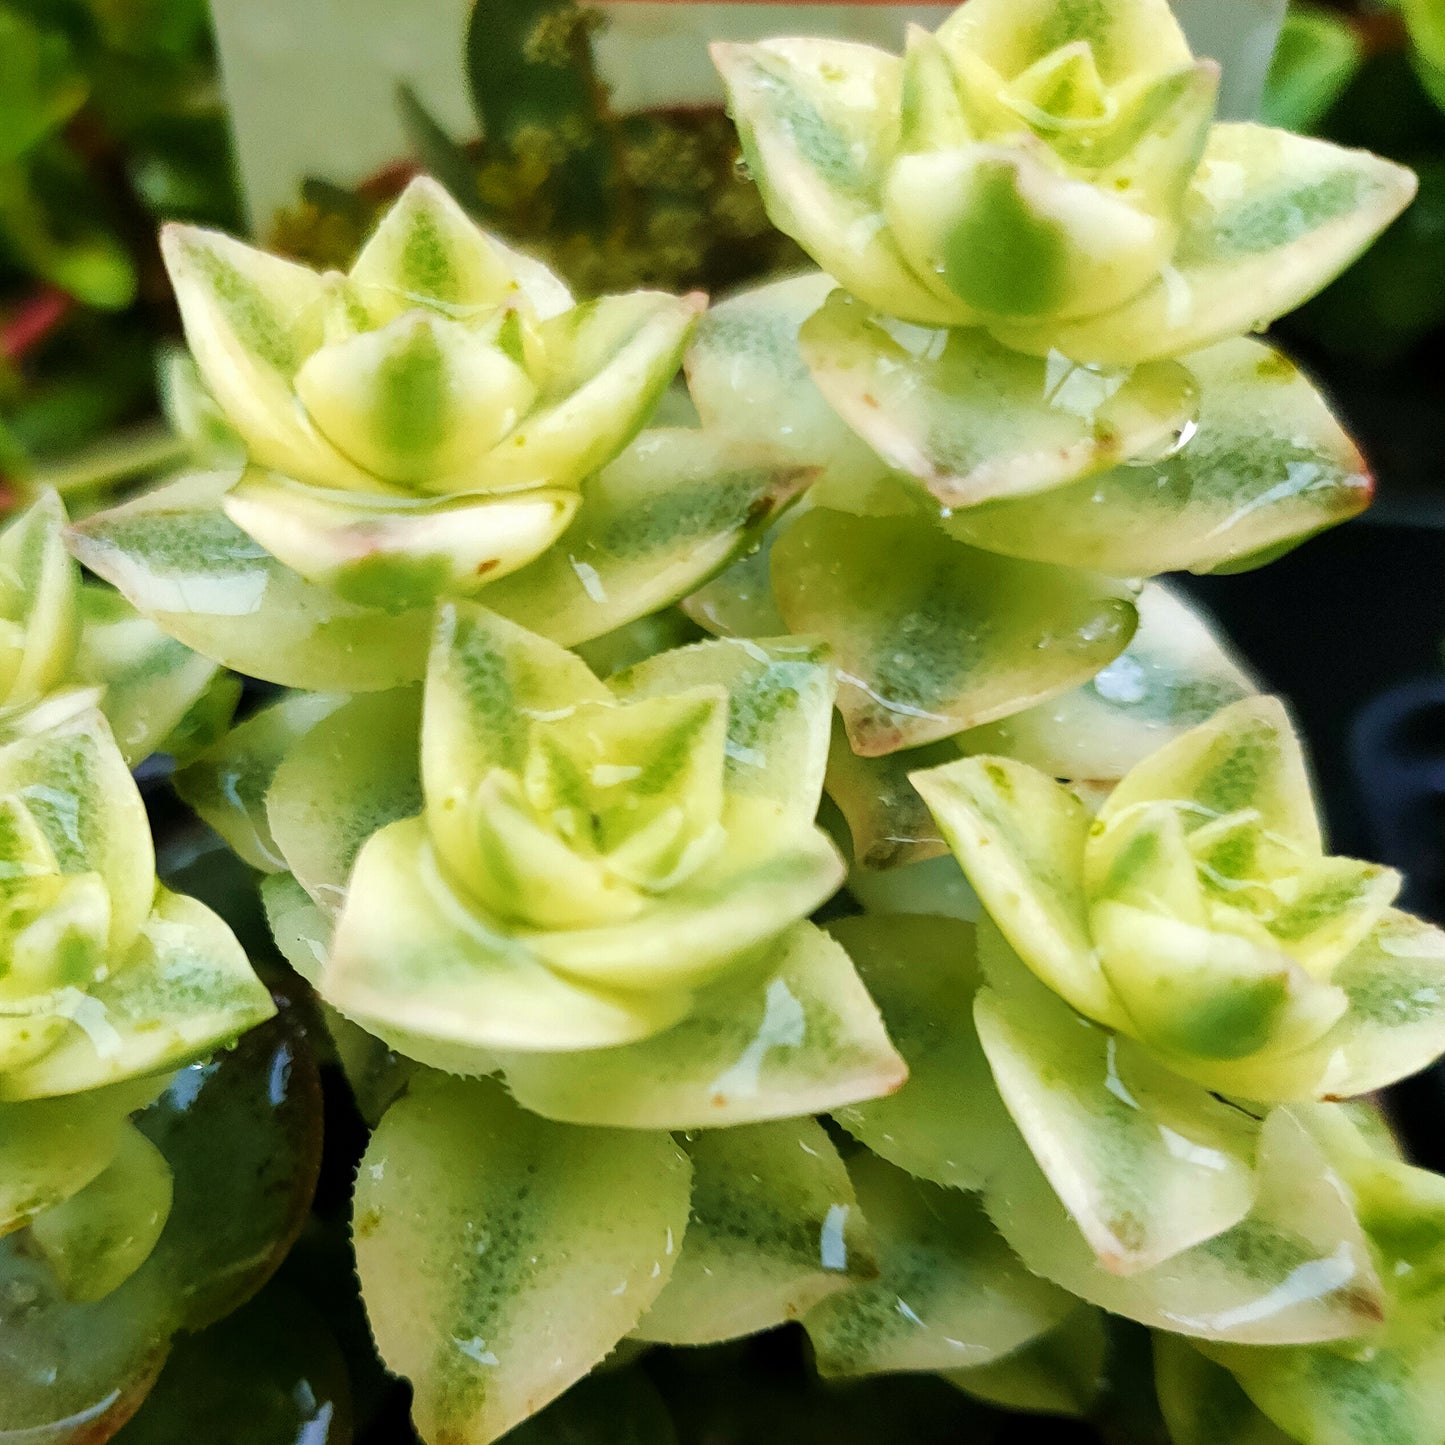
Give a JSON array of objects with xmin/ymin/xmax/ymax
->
[
  {"xmin": 713, "ymin": 0, "xmax": 1415, "ymax": 361},
  {"xmin": 914, "ymin": 696, "xmax": 1445, "ymax": 1102}
]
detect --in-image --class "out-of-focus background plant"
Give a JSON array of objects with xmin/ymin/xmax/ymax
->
[{"xmin": 0, "ymin": 0, "xmax": 240, "ymax": 500}]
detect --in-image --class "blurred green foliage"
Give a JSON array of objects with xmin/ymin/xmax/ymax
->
[{"xmin": 0, "ymin": 0, "xmax": 239, "ymax": 493}]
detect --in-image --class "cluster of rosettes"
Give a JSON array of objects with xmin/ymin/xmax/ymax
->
[
  {"xmin": 0, "ymin": 489, "xmax": 275, "ymax": 1348},
  {"xmin": 40, "ymin": 2, "xmax": 1445, "ymax": 1443}
]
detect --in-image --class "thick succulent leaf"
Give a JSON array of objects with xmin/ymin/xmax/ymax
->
[
  {"xmin": 957, "ymin": 584, "xmax": 1256, "ymax": 785},
  {"xmin": 0, "ymin": 888, "xmax": 276, "ymax": 1102},
  {"xmin": 354, "ymin": 1074, "xmax": 691, "ymax": 1445},
  {"xmin": 635, "ymin": 1120, "xmax": 875, "ymax": 1346},
  {"xmin": 68, "ymin": 472, "xmax": 434, "ymax": 692},
  {"xmin": 527, "ymin": 827, "xmax": 845, "ymax": 993},
  {"xmin": 830, "ymin": 913, "xmax": 1009, "ymax": 1192},
  {"xmin": 159, "ymin": 224, "xmax": 369, "ymax": 489},
  {"xmin": 222, "ymin": 469, "xmax": 577, "ymax": 609},
  {"xmin": 826, "ymin": 723, "xmax": 953, "ymax": 871},
  {"xmin": 942, "ymin": 339, "xmax": 1373, "ymax": 577},
  {"xmin": 29, "ymin": 1124, "xmax": 172, "ymax": 1303},
  {"xmin": 0, "ymin": 1232, "xmax": 170, "ymax": 1443},
  {"xmin": 911, "ymin": 754, "xmax": 1124, "ymax": 1027},
  {"xmin": 803, "ymin": 1152, "xmax": 1075, "ymax": 1377},
  {"xmin": 133, "ymin": 1004, "xmax": 324, "ymax": 1334},
  {"xmin": 883, "ymin": 147, "xmax": 1175, "ymax": 329},
  {"xmin": 0, "ymin": 1006, "xmax": 321, "ymax": 1436},
  {"xmin": 684, "ymin": 272, "xmax": 885, "ymax": 491},
  {"xmin": 1203, "ymin": 1328, "xmax": 1445, "ymax": 1445},
  {"xmin": 993, "ymin": 126, "xmax": 1418, "ymax": 364},
  {"xmin": 946, "ymin": 1307, "xmax": 1109, "ymax": 1419},
  {"xmin": 1315, "ymin": 910, "xmax": 1445, "ymax": 1098},
  {"xmin": 474, "ymin": 293, "xmax": 704, "ymax": 496},
  {"xmin": 175, "ymin": 691, "xmax": 346, "ymax": 873},
  {"xmin": 266, "ymin": 688, "xmax": 422, "ymax": 912},
  {"xmin": 349, "ymin": 175, "xmax": 573, "ymax": 319},
  {"xmin": 481, "ymin": 429, "xmax": 812, "ymax": 647},
  {"xmin": 988, "ymin": 1104, "xmax": 1385, "ymax": 1345},
  {"xmin": 495, "ymin": 921, "xmax": 905, "ymax": 1129},
  {"xmin": 73, "ymin": 586, "xmax": 239, "ymax": 769},
  {"xmin": 613, "ymin": 635, "xmax": 836, "ymax": 836},
  {"xmin": 0, "ymin": 706, "xmax": 153, "ymax": 957},
  {"xmin": 1096, "ymin": 695, "xmax": 1321, "ymax": 854},
  {"xmin": 0, "ymin": 491, "xmax": 79, "ymax": 706},
  {"xmin": 292, "ymin": 310, "xmax": 540, "ymax": 490},
  {"xmin": 714, "ymin": 40, "xmax": 965, "ymax": 326},
  {"xmin": 1155, "ymin": 1334, "xmax": 1298, "ymax": 1445},
  {"xmin": 324, "ymin": 818, "xmax": 690, "ymax": 1064},
  {"xmin": 799, "ymin": 291, "xmax": 1198, "ymax": 508},
  {"xmin": 772, "ymin": 509, "xmax": 1137, "ymax": 755},
  {"xmin": 0, "ymin": 1078, "xmax": 161, "ymax": 1236},
  {"xmin": 938, "ymin": 0, "xmax": 1192, "ymax": 85},
  {"xmin": 974, "ymin": 937, "xmax": 1260, "ymax": 1274},
  {"xmin": 422, "ymin": 603, "xmax": 608, "ymax": 883}
]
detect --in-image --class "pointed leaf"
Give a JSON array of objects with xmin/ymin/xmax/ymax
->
[
  {"xmin": 354, "ymin": 1074, "xmax": 691, "ymax": 1445},
  {"xmin": 324, "ymin": 818, "xmax": 691, "ymax": 1064},
  {"xmin": 943, "ymin": 339, "xmax": 1373, "ymax": 577},
  {"xmin": 0, "ymin": 491, "xmax": 79, "ymax": 708},
  {"xmin": 830, "ymin": 913, "xmax": 1008, "ymax": 1192},
  {"xmin": 29, "ymin": 1125, "xmax": 172, "ymax": 1303},
  {"xmin": 526, "ymin": 826, "xmax": 844, "ymax": 993},
  {"xmin": 884, "ymin": 146, "xmax": 1175, "ymax": 326},
  {"xmin": 911, "ymin": 754, "xmax": 1123, "ymax": 1026},
  {"xmin": 1203, "ymin": 1326, "xmax": 1445, "ymax": 1445},
  {"xmin": 349, "ymin": 175, "xmax": 573, "ymax": 319},
  {"xmin": 68, "ymin": 472, "xmax": 434, "ymax": 692},
  {"xmin": 825, "ymin": 723, "xmax": 953, "ymax": 872},
  {"xmin": 0, "ymin": 706, "xmax": 153, "ymax": 958},
  {"xmin": 803, "ymin": 1152, "xmax": 1075, "ymax": 1376},
  {"xmin": 160, "ymin": 224, "xmax": 369, "ymax": 488},
  {"xmin": 0, "ymin": 889, "xmax": 276, "ymax": 1102},
  {"xmin": 799, "ymin": 290, "xmax": 1199, "ymax": 507},
  {"xmin": 1097, "ymin": 695, "xmax": 1321, "ymax": 853},
  {"xmin": 265, "ymin": 688, "xmax": 423, "ymax": 911},
  {"xmin": 958, "ymin": 583, "xmax": 1256, "ymax": 785},
  {"xmin": 73, "ymin": 586, "xmax": 239, "ymax": 770},
  {"xmin": 946, "ymin": 1307, "xmax": 1109, "ymax": 1419},
  {"xmin": 475, "ymin": 293, "xmax": 704, "ymax": 495},
  {"xmin": 222, "ymin": 469, "xmax": 577, "ymax": 609},
  {"xmin": 495, "ymin": 921, "xmax": 905, "ymax": 1129},
  {"xmin": 482, "ymin": 429, "xmax": 812, "ymax": 647},
  {"xmin": 938, "ymin": 0, "xmax": 1193, "ymax": 85},
  {"xmin": 974, "ymin": 936, "xmax": 1260, "ymax": 1274},
  {"xmin": 1155, "ymin": 1334, "xmax": 1298, "ymax": 1445},
  {"xmin": 989, "ymin": 1104, "xmax": 1385, "ymax": 1344},
  {"xmin": 714, "ymin": 40, "xmax": 965, "ymax": 326},
  {"xmin": 773, "ymin": 509, "xmax": 1137, "ymax": 755},
  {"xmin": 684, "ymin": 272, "xmax": 884, "ymax": 490},
  {"xmin": 1314, "ymin": 910, "xmax": 1445, "ymax": 1100},
  {"xmin": 0, "ymin": 1078, "xmax": 162, "ymax": 1236},
  {"xmin": 994, "ymin": 126, "xmax": 1418, "ymax": 364},
  {"xmin": 635, "ymin": 1120, "xmax": 875, "ymax": 1346},
  {"xmin": 175, "ymin": 691, "xmax": 346, "ymax": 873},
  {"xmin": 613, "ymin": 635, "xmax": 836, "ymax": 837}
]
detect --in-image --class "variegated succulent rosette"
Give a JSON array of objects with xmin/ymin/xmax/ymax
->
[
  {"xmin": 688, "ymin": 0, "xmax": 1413, "ymax": 805},
  {"xmin": 35, "ymin": 2, "xmax": 1445, "ymax": 1442},
  {"xmin": 800, "ymin": 692, "xmax": 1445, "ymax": 1443},
  {"xmin": 67, "ymin": 178, "xmax": 812, "ymax": 694},
  {"xmin": 0, "ymin": 495, "xmax": 276, "ymax": 1335}
]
